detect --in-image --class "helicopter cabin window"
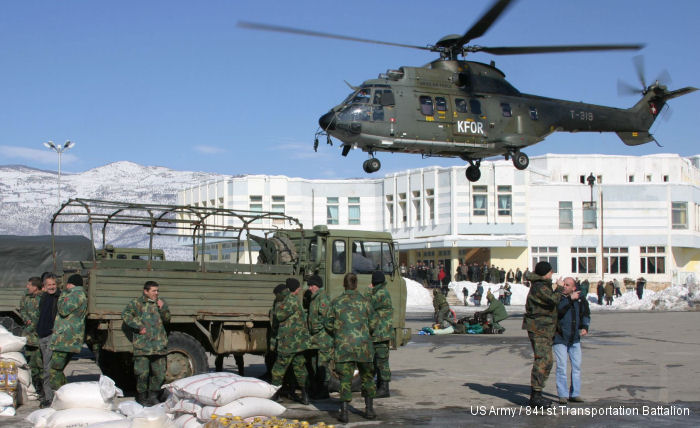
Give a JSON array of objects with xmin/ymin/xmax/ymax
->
[
  {"xmin": 419, "ymin": 96, "xmax": 434, "ymax": 116},
  {"xmin": 455, "ymin": 98, "xmax": 468, "ymax": 113},
  {"xmin": 469, "ymin": 99, "xmax": 482, "ymax": 115},
  {"xmin": 529, "ymin": 106, "xmax": 539, "ymax": 120},
  {"xmin": 435, "ymin": 97, "xmax": 447, "ymax": 112},
  {"xmin": 501, "ymin": 103, "xmax": 512, "ymax": 117},
  {"xmin": 352, "ymin": 88, "xmax": 371, "ymax": 104}
]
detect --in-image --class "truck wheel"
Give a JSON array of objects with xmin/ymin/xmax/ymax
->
[
  {"xmin": 97, "ymin": 350, "xmax": 136, "ymax": 391},
  {"xmin": 166, "ymin": 331, "xmax": 208, "ymax": 384},
  {"xmin": 0, "ymin": 316, "xmax": 22, "ymax": 337}
]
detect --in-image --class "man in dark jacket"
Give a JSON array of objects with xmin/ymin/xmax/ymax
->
[
  {"xmin": 553, "ymin": 277, "xmax": 590, "ymax": 404},
  {"xmin": 636, "ymin": 277, "xmax": 646, "ymax": 300},
  {"xmin": 522, "ymin": 262, "xmax": 579, "ymax": 407},
  {"xmin": 596, "ymin": 281, "xmax": 605, "ymax": 305},
  {"xmin": 36, "ymin": 273, "xmax": 61, "ymax": 407}
]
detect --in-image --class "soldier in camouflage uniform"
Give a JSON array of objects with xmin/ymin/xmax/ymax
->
[
  {"xmin": 122, "ymin": 280, "xmax": 171, "ymax": 406},
  {"xmin": 522, "ymin": 261, "xmax": 579, "ymax": 407},
  {"xmin": 49, "ymin": 274, "xmax": 87, "ymax": 395},
  {"xmin": 265, "ymin": 283, "xmax": 287, "ymax": 380},
  {"xmin": 326, "ymin": 272, "xmax": 378, "ymax": 423},
  {"xmin": 432, "ymin": 288, "xmax": 451, "ymax": 325},
  {"xmin": 305, "ymin": 274, "xmax": 332, "ymax": 399},
  {"xmin": 369, "ymin": 271, "xmax": 393, "ymax": 398},
  {"xmin": 270, "ymin": 278, "xmax": 311, "ymax": 405},
  {"xmin": 19, "ymin": 276, "xmax": 43, "ymax": 395}
]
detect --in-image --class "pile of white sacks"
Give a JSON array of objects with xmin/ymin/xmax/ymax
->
[
  {"xmin": 0, "ymin": 324, "xmax": 38, "ymax": 415},
  {"xmin": 24, "ymin": 373, "xmax": 285, "ymax": 428},
  {"xmin": 164, "ymin": 372, "xmax": 285, "ymax": 428}
]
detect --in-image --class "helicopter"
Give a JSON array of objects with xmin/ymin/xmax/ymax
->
[{"xmin": 239, "ymin": 0, "xmax": 697, "ymax": 182}]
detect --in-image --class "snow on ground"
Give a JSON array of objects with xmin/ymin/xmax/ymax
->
[{"xmin": 405, "ymin": 274, "xmax": 700, "ymax": 312}]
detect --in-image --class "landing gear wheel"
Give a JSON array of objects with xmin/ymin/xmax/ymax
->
[
  {"xmin": 466, "ymin": 165, "xmax": 481, "ymax": 182},
  {"xmin": 512, "ymin": 151, "xmax": 529, "ymax": 170},
  {"xmin": 363, "ymin": 158, "xmax": 381, "ymax": 173}
]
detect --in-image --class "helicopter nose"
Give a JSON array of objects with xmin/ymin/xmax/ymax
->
[{"xmin": 318, "ymin": 111, "xmax": 336, "ymax": 131}]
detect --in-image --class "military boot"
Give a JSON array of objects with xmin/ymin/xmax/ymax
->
[
  {"xmin": 316, "ymin": 381, "xmax": 330, "ymax": 399},
  {"xmin": 32, "ymin": 377, "xmax": 44, "ymax": 398},
  {"xmin": 528, "ymin": 389, "xmax": 552, "ymax": 408},
  {"xmin": 364, "ymin": 396, "xmax": 376, "ymax": 420},
  {"xmin": 375, "ymin": 381, "xmax": 390, "ymax": 398},
  {"xmin": 299, "ymin": 388, "xmax": 310, "ymax": 405},
  {"xmin": 136, "ymin": 392, "xmax": 149, "ymax": 406},
  {"xmin": 338, "ymin": 401, "xmax": 349, "ymax": 423}
]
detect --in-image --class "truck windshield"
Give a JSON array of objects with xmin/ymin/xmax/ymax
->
[{"xmin": 351, "ymin": 240, "xmax": 394, "ymax": 275}]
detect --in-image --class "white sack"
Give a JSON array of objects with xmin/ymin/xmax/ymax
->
[
  {"xmin": 51, "ymin": 375, "xmax": 123, "ymax": 410},
  {"xmin": 26, "ymin": 407, "xmax": 56, "ymax": 428},
  {"xmin": 0, "ymin": 325, "xmax": 8, "ymax": 334},
  {"xmin": 0, "ymin": 392, "xmax": 12, "ymax": 407},
  {"xmin": 19, "ymin": 366, "xmax": 31, "ymax": 386},
  {"xmin": 167, "ymin": 399, "xmax": 202, "ymax": 416},
  {"xmin": 46, "ymin": 408, "xmax": 125, "ymax": 428},
  {"xmin": 0, "ymin": 333, "xmax": 26, "ymax": 353},
  {"xmin": 0, "ymin": 406, "xmax": 16, "ymax": 417},
  {"xmin": 1, "ymin": 351, "xmax": 27, "ymax": 366},
  {"xmin": 117, "ymin": 400, "xmax": 143, "ymax": 418},
  {"xmin": 86, "ymin": 421, "xmax": 132, "ymax": 428},
  {"xmin": 131, "ymin": 406, "xmax": 177, "ymax": 428},
  {"xmin": 199, "ymin": 397, "xmax": 285, "ymax": 420},
  {"xmin": 164, "ymin": 372, "xmax": 279, "ymax": 407},
  {"xmin": 173, "ymin": 414, "xmax": 202, "ymax": 428}
]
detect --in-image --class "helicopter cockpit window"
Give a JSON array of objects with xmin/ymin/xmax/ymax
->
[
  {"xmin": 455, "ymin": 98, "xmax": 468, "ymax": 113},
  {"xmin": 435, "ymin": 97, "xmax": 447, "ymax": 112},
  {"xmin": 338, "ymin": 104, "xmax": 372, "ymax": 122},
  {"xmin": 469, "ymin": 99, "xmax": 482, "ymax": 115},
  {"xmin": 419, "ymin": 96, "xmax": 434, "ymax": 116},
  {"xmin": 352, "ymin": 88, "xmax": 372, "ymax": 104},
  {"xmin": 529, "ymin": 106, "xmax": 539, "ymax": 120},
  {"xmin": 501, "ymin": 103, "xmax": 512, "ymax": 117}
]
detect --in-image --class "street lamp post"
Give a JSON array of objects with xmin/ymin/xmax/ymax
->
[{"xmin": 43, "ymin": 140, "xmax": 75, "ymax": 206}]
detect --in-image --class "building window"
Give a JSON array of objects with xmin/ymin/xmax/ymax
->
[
  {"xmin": 663, "ymin": 175, "xmax": 669, "ymax": 182},
  {"xmin": 571, "ymin": 247, "xmax": 597, "ymax": 274},
  {"xmin": 628, "ymin": 175, "xmax": 634, "ymax": 183},
  {"xmin": 250, "ymin": 195, "xmax": 262, "ymax": 223},
  {"xmin": 597, "ymin": 175, "xmax": 603, "ymax": 184},
  {"xmin": 646, "ymin": 174, "xmax": 652, "ymax": 182},
  {"xmin": 559, "ymin": 201, "xmax": 573, "ymax": 229},
  {"xmin": 583, "ymin": 201, "xmax": 597, "ymax": 229},
  {"xmin": 426, "ymin": 188, "xmax": 435, "ymax": 221},
  {"xmin": 348, "ymin": 197, "xmax": 361, "ymax": 225},
  {"xmin": 579, "ymin": 175, "xmax": 586, "ymax": 184},
  {"xmin": 562, "ymin": 175, "xmax": 568, "ymax": 183},
  {"xmin": 472, "ymin": 185, "xmax": 487, "ymax": 216},
  {"xmin": 398, "ymin": 193, "xmax": 407, "ymax": 225},
  {"xmin": 672, "ymin": 201, "xmax": 688, "ymax": 229},
  {"xmin": 271, "ymin": 195, "xmax": 285, "ymax": 225},
  {"xmin": 640, "ymin": 246, "xmax": 665, "ymax": 274},
  {"xmin": 497, "ymin": 185, "xmax": 512, "ymax": 216},
  {"xmin": 327, "ymin": 197, "xmax": 339, "ymax": 225},
  {"xmin": 412, "ymin": 190, "xmax": 421, "ymax": 224},
  {"xmin": 603, "ymin": 247, "xmax": 629, "ymax": 274},
  {"xmin": 385, "ymin": 195, "xmax": 394, "ymax": 227},
  {"xmin": 531, "ymin": 247, "xmax": 558, "ymax": 273}
]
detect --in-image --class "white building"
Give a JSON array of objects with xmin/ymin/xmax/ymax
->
[{"xmin": 178, "ymin": 154, "xmax": 700, "ymax": 285}]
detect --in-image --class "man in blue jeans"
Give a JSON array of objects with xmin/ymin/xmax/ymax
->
[{"xmin": 553, "ymin": 277, "xmax": 590, "ymax": 405}]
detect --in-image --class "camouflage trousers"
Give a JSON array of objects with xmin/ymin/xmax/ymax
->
[
  {"xmin": 435, "ymin": 307, "xmax": 451, "ymax": 324},
  {"xmin": 48, "ymin": 351, "xmax": 73, "ymax": 391},
  {"xmin": 271, "ymin": 351, "xmax": 307, "ymax": 388},
  {"xmin": 134, "ymin": 355, "xmax": 166, "ymax": 393},
  {"xmin": 528, "ymin": 332, "xmax": 554, "ymax": 391},
  {"xmin": 307, "ymin": 348, "xmax": 332, "ymax": 385},
  {"xmin": 335, "ymin": 361, "xmax": 375, "ymax": 402},
  {"xmin": 25, "ymin": 345, "xmax": 43, "ymax": 384},
  {"xmin": 373, "ymin": 341, "xmax": 391, "ymax": 383}
]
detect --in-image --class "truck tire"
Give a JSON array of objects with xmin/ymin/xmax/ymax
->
[
  {"xmin": 165, "ymin": 331, "xmax": 208, "ymax": 384},
  {"xmin": 97, "ymin": 350, "xmax": 136, "ymax": 391},
  {"xmin": 0, "ymin": 316, "xmax": 23, "ymax": 337}
]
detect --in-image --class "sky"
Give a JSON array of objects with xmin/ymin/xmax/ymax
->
[{"xmin": 1, "ymin": 0, "xmax": 699, "ymax": 179}]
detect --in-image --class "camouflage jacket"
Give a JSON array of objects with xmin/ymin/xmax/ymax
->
[
  {"xmin": 19, "ymin": 291, "xmax": 42, "ymax": 346},
  {"xmin": 482, "ymin": 294, "xmax": 508, "ymax": 323},
  {"xmin": 325, "ymin": 289, "xmax": 377, "ymax": 363},
  {"xmin": 307, "ymin": 289, "xmax": 332, "ymax": 351},
  {"xmin": 274, "ymin": 289, "xmax": 310, "ymax": 354},
  {"xmin": 122, "ymin": 295, "xmax": 171, "ymax": 356},
  {"xmin": 521, "ymin": 274, "xmax": 563, "ymax": 337},
  {"xmin": 268, "ymin": 293, "xmax": 285, "ymax": 352},
  {"xmin": 50, "ymin": 286, "xmax": 88, "ymax": 353},
  {"xmin": 370, "ymin": 281, "xmax": 393, "ymax": 342},
  {"xmin": 432, "ymin": 292, "xmax": 448, "ymax": 311}
]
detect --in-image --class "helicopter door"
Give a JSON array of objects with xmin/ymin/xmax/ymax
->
[{"xmin": 416, "ymin": 94, "xmax": 450, "ymax": 141}]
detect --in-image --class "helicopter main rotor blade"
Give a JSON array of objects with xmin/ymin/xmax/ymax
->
[
  {"xmin": 633, "ymin": 55, "xmax": 646, "ymax": 88},
  {"xmin": 617, "ymin": 79, "xmax": 642, "ymax": 97},
  {"xmin": 456, "ymin": 0, "xmax": 515, "ymax": 47},
  {"xmin": 474, "ymin": 43, "xmax": 644, "ymax": 55},
  {"xmin": 237, "ymin": 21, "xmax": 432, "ymax": 51}
]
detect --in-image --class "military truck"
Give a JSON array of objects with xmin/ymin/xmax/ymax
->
[{"xmin": 0, "ymin": 198, "xmax": 409, "ymax": 389}]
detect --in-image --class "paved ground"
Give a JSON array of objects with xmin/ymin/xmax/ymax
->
[{"xmin": 4, "ymin": 310, "xmax": 700, "ymax": 427}]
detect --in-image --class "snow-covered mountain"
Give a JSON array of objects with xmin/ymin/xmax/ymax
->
[{"xmin": 0, "ymin": 161, "xmax": 225, "ymax": 258}]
